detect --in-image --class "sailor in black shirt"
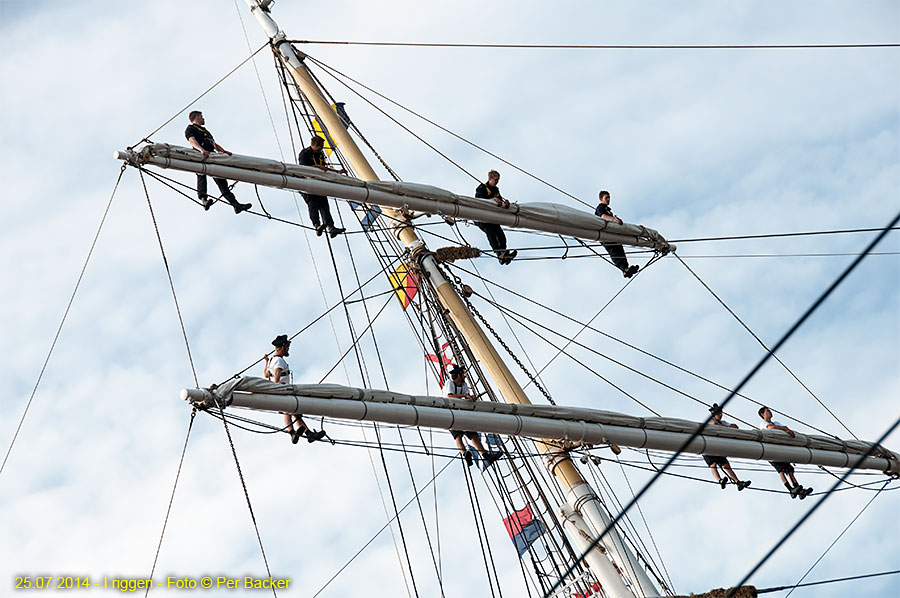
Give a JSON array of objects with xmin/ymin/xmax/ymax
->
[
  {"xmin": 474, "ymin": 170, "xmax": 516, "ymax": 265},
  {"xmin": 298, "ymin": 135, "xmax": 346, "ymax": 238},
  {"xmin": 595, "ymin": 190, "xmax": 638, "ymax": 278},
  {"xmin": 184, "ymin": 111, "xmax": 252, "ymax": 213}
]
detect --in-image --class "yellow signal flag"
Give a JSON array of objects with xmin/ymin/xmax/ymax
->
[
  {"xmin": 312, "ymin": 103, "xmax": 348, "ymax": 156},
  {"xmin": 389, "ymin": 264, "xmax": 419, "ymax": 310}
]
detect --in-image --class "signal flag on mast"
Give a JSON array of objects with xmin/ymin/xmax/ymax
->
[
  {"xmin": 389, "ymin": 263, "xmax": 419, "ymax": 310},
  {"xmin": 502, "ymin": 505, "xmax": 545, "ymax": 556},
  {"xmin": 313, "ymin": 102, "xmax": 383, "ymax": 231},
  {"xmin": 426, "ymin": 342, "xmax": 453, "ymax": 388}
]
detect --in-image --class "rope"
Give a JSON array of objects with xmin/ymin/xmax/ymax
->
[
  {"xmin": 544, "ymin": 208, "xmax": 900, "ymax": 598},
  {"xmin": 525, "ymin": 262, "xmax": 637, "ymax": 388},
  {"xmin": 613, "ymin": 455, "xmax": 675, "ymax": 593},
  {"xmin": 446, "ymin": 224, "xmax": 556, "ymax": 405},
  {"xmin": 137, "ymin": 168, "xmax": 200, "ymax": 387},
  {"xmin": 305, "ymin": 56, "xmax": 480, "ymax": 183},
  {"xmin": 137, "ymin": 41, "xmax": 270, "ymax": 145},
  {"xmin": 726, "ymin": 414, "xmax": 900, "ymax": 597},
  {"xmin": 291, "ymin": 40, "xmax": 900, "ymax": 50},
  {"xmin": 461, "ymin": 458, "xmax": 499, "ymax": 598},
  {"xmin": 675, "ymin": 253, "xmax": 858, "ymax": 440},
  {"xmin": 143, "ymin": 408, "xmax": 197, "ymax": 598},
  {"xmin": 232, "ymin": 2, "xmax": 284, "ymax": 160},
  {"xmin": 784, "ymin": 479, "xmax": 892, "ymax": 597},
  {"xmin": 757, "ymin": 570, "xmax": 900, "ymax": 594},
  {"xmin": 317, "ymin": 293, "xmax": 396, "ymax": 382},
  {"xmin": 306, "ymin": 55, "xmax": 592, "ymax": 208},
  {"xmin": 397, "ymin": 430, "xmax": 446, "ymax": 596},
  {"xmin": 311, "ymin": 458, "xmax": 455, "ymax": 597},
  {"xmin": 447, "ymin": 262, "xmax": 848, "ymax": 437},
  {"xmin": 223, "ymin": 254, "xmax": 400, "ymax": 384},
  {"xmin": 373, "ymin": 425, "xmax": 421, "ymax": 597},
  {"xmin": 472, "ymin": 292, "xmax": 663, "ymax": 415},
  {"xmin": 677, "ymin": 251, "xmax": 900, "ymax": 259},
  {"xmin": 670, "ymin": 225, "xmax": 900, "ymax": 244},
  {"xmin": 0, "ymin": 165, "xmax": 125, "ymax": 479},
  {"xmin": 215, "ymin": 398, "xmax": 278, "ymax": 597},
  {"xmin": 440, "ymin": 265, "xmax": 557, "ymax": 405}
]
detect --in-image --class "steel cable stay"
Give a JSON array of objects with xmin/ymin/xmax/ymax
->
[
  {"xmin": 544, "ymin": 209, "xmax": 900, "ymax": 598},
  {"xmin": 612, "ymin": 454, "xmax": 675, "ymax": 594},
  {"xmin": 371, "ymin": 423, "xmax": 421, "ymax": 598},
  {"xmin": 140, "ymin": 170, "xmax": 279, "ymax": 594},
  {"xmin": 213, "ymin": 399, "xmax": 278, "ymax": 598},
  {"xmin": 232, "ymin": 1, "xmax": 285, "ymax": 161},
  {"xmin": 329, "ymin": 205, "xmax": 448, "ymax": 595},
  {"xmin": 446, "ymin": 261, "xmax": 849, "ymax": 438},
  {"xmin": 137, "ymin": 168, "xmax": 200, "ymax": 388},
  {"xmin": 586, "ymin": 458, "xmax": 675, "ymax": 594},
  {"xmin": 291, "ymin": 39, "xmax": 900, "ymax": 51},
  {"xmin": 0, "ymin": 165, "xmax": 126, "ymax": 479},
  {"xmin": 756, "ymin": 569, "xmax": 900, "ymax": 594},
  {"xmin": 587, "ymin": 462, "xmax": 673, "ymax": 595},
  {"xmin": 670, "ymin": 225, "xmax": 900, "ymax": 244},
  {"xmin": 304, "ymin": 54, "xmax": 593, "ymax": 208},
  {"xmin": 461, "ymin": 458, "xmax": 501, "ymax": 598},
  {"xmin": 474, "ymin": 288, "xmax": 753, "ymax": 422},
  {"xmin": 336, "ymin": 188, "xmax": 454, "ymax": 594},
  {"xmin": 725, "ymin": 414, "xmax": 900, "ymax": 598},
  {"xmin": 136, "ymin": 40, "xmax": 270, "ymax": 147},
  {"xmin": 784, "ymin": 479, "xmax": 892, "ymax": 597},
  {"xmin": 143, "ymin": 408, "xmax": 198, "ymax": 598},
  {"xmin": 310, "ymin": 459, "xmax": 457, "ymax": 598},
  {"xmin": 675, "ymin": 253, "xmax": 859, "ymax": 441},
  {"xmin": 461, "ymin": 291, "xmax": 665, "ymax": 416}
]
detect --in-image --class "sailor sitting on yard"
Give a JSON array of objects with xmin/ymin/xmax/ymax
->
[
  {"xmin": 703, "ymin": 404, "xmax": 751, "ymax": 491},
  {"xmin": 446, "ymin": 365, "xmax": 501, "ymax": 468},
  {"xmin": 758, "ymin": 406, "xmax": 813, "ymax": 499},
  {"xmin": 264, "ymin": 334, "xmax": 327, "ymax": 444},
  {"xmin": 595, "ymin": 190, "xmax": 639, "ymax": 278},
  {"xmin": 184, "ymin": 110, "xmax": 252, "ymax": 214}
]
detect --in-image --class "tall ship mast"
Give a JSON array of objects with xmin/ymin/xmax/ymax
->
[{"xmin": 4, "ymin": 2, "xmax": 899, "ymax": 597}]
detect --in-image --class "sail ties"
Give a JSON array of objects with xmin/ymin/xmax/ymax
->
[{"xmin": 117, "ymin": 143, "xmax": 676, "ymax": 251}]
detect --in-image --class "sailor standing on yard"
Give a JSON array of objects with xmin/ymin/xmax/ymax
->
[
  {"xmin": 474, "ymin": 170, "xmax": 517, "ymax": 265},
  {"xmin": 184, "ymin": 111, "xmax": 252, "ymax": 213},
  {"xmin": 595, "ymin": 190, "xmax": 639, "ymax": 278},
  {"xmin": 264, "ymin": 334, "xmax": 326, "ymax": 444},
  {"xmin": 703, "ymin": 404, "xmax": 751, "ymax": 491},
  {"xmin": 446, "ymin": 365, "xmax": 501, "ymax": 468},
  {"xmin": 298, "ymin": 135, "xmax": 346, "ymax": 238},
  {"xmin": 758, "ymin": 406, "xmax": 813, "ymax": 499}
]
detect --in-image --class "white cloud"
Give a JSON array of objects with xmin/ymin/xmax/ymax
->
[{"xmin": 1, "ymin": 1, "xmax": 898, "ymax": 597}]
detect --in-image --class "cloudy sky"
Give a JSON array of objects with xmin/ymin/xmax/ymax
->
[{"xmin": 1, "ymin": 1, "xmax": 898, "ymax": 596}]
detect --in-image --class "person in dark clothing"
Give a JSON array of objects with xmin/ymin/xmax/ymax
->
[
  {"xmin": 184, "ymin": 111, "xmax": 252, "ymax": 213},
  {"xmin": 595, "ymin": 190, "xmax": 638, "ymax": 278},
  {"xmin": 474, "ymin": 170, "xmax": 516, "ymax": 265},
  {"xmin": 298, "ymin": 135, "xmax": 346, "ymax": 238}
]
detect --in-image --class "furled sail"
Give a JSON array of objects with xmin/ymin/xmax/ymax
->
[{"xmin": 117, "ymin": 143, "xmax": 674, "ymax": 252}]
